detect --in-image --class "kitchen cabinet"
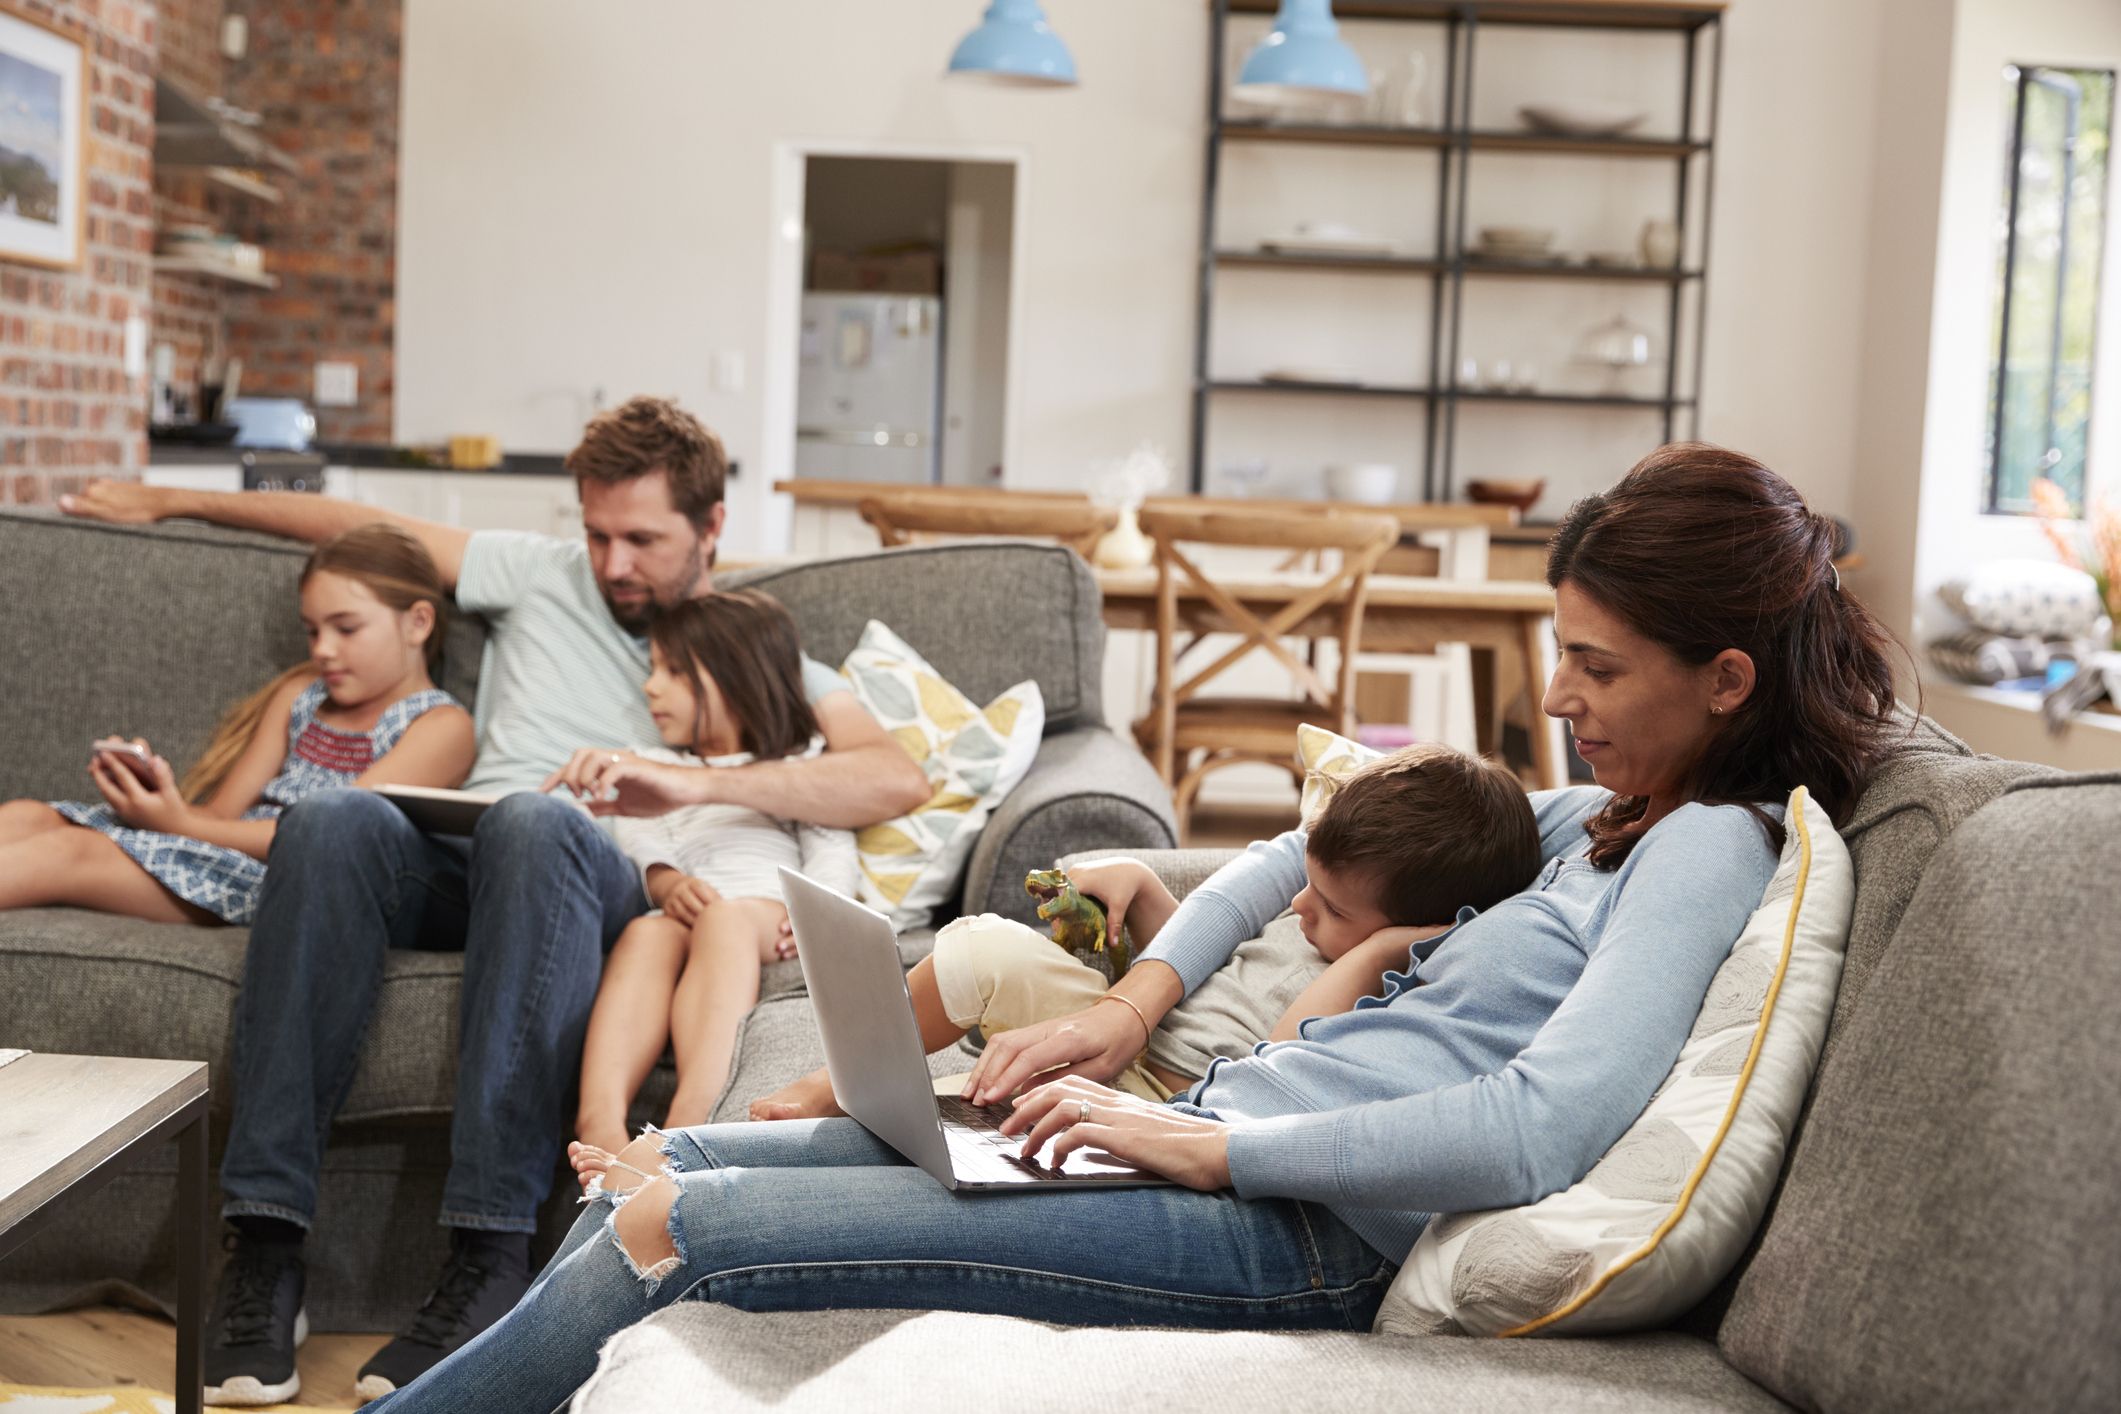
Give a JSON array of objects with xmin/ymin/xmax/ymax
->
[{"xmin": 143, "ymin": 463, "xmax": 580, "ymax": 538}]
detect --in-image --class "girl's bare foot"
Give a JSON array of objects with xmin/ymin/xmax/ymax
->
[
  {"xmin": 568, "ymin": 1136, "xmax": 665, "ymax": 1196},
  {"xmin": 575, "ymin": 1114, "xmax": 630, "ymax": 1160},
  {"xmin": 747, "ymin": 1067, "xmax": 843, "ymax": 1122}
]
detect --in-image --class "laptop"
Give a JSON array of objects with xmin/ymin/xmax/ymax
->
[{"xmin": 778, "ymin": 866, "xmax": 1174, "ymax": 1192}]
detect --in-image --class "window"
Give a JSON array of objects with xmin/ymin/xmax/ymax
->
[{"xmin": 1986, "ymin": 64, "xmax": 2113, "ymax": 516}]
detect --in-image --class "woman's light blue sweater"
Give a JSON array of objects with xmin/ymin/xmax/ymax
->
[{"xmin": 1144, "ymin": 786, "xmax": 1780, "ymax": 1263}]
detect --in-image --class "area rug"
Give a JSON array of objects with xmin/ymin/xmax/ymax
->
[{"xmin": 0, "ymin": 1388, "xmax": 345, "ymax": 1413}]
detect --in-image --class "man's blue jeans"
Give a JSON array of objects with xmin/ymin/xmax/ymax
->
[
  {"xmin": 220, "ymin": 789, "xmax": 647, "ymax": 1234},
  {"xmin": 364, "ymin": 1118, "xmax": 1397, "ymax": 1413}
]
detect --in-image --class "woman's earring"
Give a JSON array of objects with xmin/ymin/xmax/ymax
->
[{"xmin": 1709, "ymin": 705, "xmax": 1722, "ymax": 716}]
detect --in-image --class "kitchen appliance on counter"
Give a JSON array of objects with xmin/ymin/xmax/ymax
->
[
  {"xmin": 225, "ymin": 397, "xmax": 318, "ymax": 451},
  {"xmin": 795, "ymin": 294, "xmax": 941, "ymax": 485},
  {"xmin": 240, "ymin": 450, "xmax": 329, "ymax": 493}
]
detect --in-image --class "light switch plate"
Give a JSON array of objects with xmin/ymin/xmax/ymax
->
[{"xmin": 314, "ymin": 361, "xmax": 359, "ymax": 407}]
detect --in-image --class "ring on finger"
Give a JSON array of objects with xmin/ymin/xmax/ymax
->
[{"xmin": 1075, "ymin": 1099, "xmax": 1092, "ymax": 1126}]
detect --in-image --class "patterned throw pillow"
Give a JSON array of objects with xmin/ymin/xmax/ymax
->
[
  {"xmin": 1938, "ymin": 559, "xmax": 2105, "ymax": 638},
  {"xmin": 839, "ymin": 620, "xmax": 1045, "ymax": 930},
  {"xmin": 1375, "ymin": 784, "xmax": 1854, "ymax": 1338},
  {"xmin": 1296, "ymin": 722, "xmax": 1384, "ymax": 825}
]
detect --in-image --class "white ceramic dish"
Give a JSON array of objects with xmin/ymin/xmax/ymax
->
[
  {"xmin": 1262, "ymin": 366, "xmax": 1363, "ymax": 387},
  {"xmin": 1262, "ymin": 237, "xmax": 1399, "ymax": 257},
  {"xmin": 1325, "ymin": 463, "xmax": 1401, "ymax": 505},
  {"xmin": 1518, "ymin": 102, "xmax": 1648, "ymax": 138}
]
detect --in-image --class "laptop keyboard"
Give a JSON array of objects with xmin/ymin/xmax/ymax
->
[{"xmin": 934, "ymin": 1095, "xmax": 1074, "ymax": 1181}]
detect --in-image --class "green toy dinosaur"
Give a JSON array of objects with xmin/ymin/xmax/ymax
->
[{"xmin": 1024, "ymin": 867, "xmax": 1133, "ymax": 983}]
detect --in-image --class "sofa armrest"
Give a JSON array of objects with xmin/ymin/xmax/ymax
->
[
  {"xmin": 957, "ymin": 726, "xmax": 1177, "ymax": 928},
  {"xmin": 1058, "ymin": 848, "xmax": 1243, "ymax": 903}
]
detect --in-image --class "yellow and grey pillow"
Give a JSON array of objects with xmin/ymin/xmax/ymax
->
[
  {"xmin": 1296, "ymin": 722, "xmax": 1384, "ymax": 825},
  {"xmin": 1376, "ymin": 784, "xmax": 1854, "ymax": 1337},
  {"xmin": 839, "ymin": 620, "xmax": 1045, "ymax": 930}
]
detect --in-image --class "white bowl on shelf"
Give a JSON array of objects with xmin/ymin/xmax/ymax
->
[
  {"xmin": 1325, "ymin": 463, "xmax": 1401, "ymax": 505},
  {"xmin": 1518, "ymin": 102, "xmax": 1648, "ymax": 138}
]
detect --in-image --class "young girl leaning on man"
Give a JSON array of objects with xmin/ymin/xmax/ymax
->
[
  {"xmin": 0, "ymin": 523, "xmax": 473, "ymax": 925},
  {"xmin": 573, "ymin": 588, "xmax": 857, "ymax": 1154}
]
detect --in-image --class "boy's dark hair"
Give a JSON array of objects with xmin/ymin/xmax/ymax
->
[
  {"xmin": 648, "ymin": 589, "xmax": 819, "ymax": 762},
  {"xmin": 566, "ymin": 395, "xmax": 727, "ymax": 528},
  {"xmin": 1306, "ymin": 745, "xmax": 1541, "ymax": 924}
]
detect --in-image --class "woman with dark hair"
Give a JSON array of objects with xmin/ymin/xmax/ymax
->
[{"xmin": 368, "ymin": 445, "xmax": 1900, "ymax": 1414}]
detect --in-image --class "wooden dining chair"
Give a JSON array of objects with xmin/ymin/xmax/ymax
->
[
  {"xmin": 858, "ymin": 490, "xmax": 1118, "ymax": 560},
  {"xmin": 1134, "ymin": 504, "xmax": 1400, "ymax": 837}
]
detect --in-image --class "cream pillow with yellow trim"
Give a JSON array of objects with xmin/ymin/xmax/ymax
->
[
  {"xmin": 1375, "ymin": 784, "xmax": 1853, "ymax": 1338},
  {"xmin": 1296, "ymin": 723, "xmax": 1385, "ymax": 824},
  {"xmin": 839, "ymin": 620, "xmax": 1045, "ymax": 930}
]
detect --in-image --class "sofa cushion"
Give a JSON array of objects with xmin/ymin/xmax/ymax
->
[
  {"xmin": 573, "ymin": 1305, "xmax": 1789, "ymax": 1414},
  {"xmin": 837, "ymin": 619, "xmax": 1046, "ymax": 928},
  {"xmin": 1385, "ymin": 786, "xmax": 1854, "ymax": 1339},
  {"xmin": 0, "ymin": 908, "xmax": 853, "ymax": 1123},
  {"xmin": 724, "ymin": 542, "xmax": 1105, "ymax": 734},
  {"xmin": 1717, "ymin": 773, "xmax": 2121, "ymax": 1413}
]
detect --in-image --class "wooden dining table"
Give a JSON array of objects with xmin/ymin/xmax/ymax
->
[{"xmin": 1094, "ymin": 566, "xmax": 1569, "ymax": 790}]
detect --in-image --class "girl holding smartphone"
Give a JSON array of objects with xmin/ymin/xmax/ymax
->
[{"xmin": 0, "ymin": 523, "xmax": 474, "ymax": 924}]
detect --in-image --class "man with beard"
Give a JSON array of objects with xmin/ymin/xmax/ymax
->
[{"xmin": 60, "ymin": 397, "xmax": 931, "ymax": 1405}]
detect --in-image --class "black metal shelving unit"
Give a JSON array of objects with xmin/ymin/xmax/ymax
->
[{"xmin": 1190, "ymin": 0, "xmax": 1726, "ymax": 497}]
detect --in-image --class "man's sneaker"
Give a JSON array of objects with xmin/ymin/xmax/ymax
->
[
  {"xmin": 354, "ymin": 1234, "xmax": 530, "ymax": 1403},
  {"xmin": 203, "ymin": 1231, "xmax": 308, "ymax": 1407}
]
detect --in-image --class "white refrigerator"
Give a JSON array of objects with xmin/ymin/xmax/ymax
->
[{"xmin": 795, "ymin": 294, "xmax": 942, "ymax": 484}]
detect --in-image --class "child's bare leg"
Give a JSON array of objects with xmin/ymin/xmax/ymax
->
[
  {"xmin": 662, "ymin": 898, "xmax": 789, "ymax": 1129},
  {"xmin": 0, "ymin": 827, "xmax": 211, "ymax": 923},
  {"xmin": 749, "ymin": 952, "xmax": 969, "ymax": 1121},
  {"xmin": 576, "ymin": 915, "xmax": 687, "ymax": 1155},
  {"xmin": 0, "ymin": 800, "xmax": 70, "ymax": 849}
]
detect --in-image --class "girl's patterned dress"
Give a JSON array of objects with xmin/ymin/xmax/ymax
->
[{"xmin": 52, "ymin": 678, "xmax": 460, "ymax": 925}]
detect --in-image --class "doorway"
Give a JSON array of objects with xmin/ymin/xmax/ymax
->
[{"xmin": 787, "ymin": 154, "xmax": 1018, "ymax": 491}]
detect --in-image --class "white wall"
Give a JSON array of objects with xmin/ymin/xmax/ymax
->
[
  {"xmin": 397, "ymin": 0, "xmax": 1916, "ymax": 551},
  {"xmin": 397, "ymin": 0, "xmax": 1206, "ymax": 558}
]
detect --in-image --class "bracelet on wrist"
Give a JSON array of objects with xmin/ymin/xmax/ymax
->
[{"xmin": 1093, "ymin": 991, "xmax": 1152, "ymax": 1048}]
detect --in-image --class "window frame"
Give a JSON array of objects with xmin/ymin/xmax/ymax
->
[{"xmin": 1985, "ymin": 61, "xmax": 2114, "ymax": 518}]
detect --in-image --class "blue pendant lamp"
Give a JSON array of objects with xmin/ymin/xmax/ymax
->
[
  {"xmin": 1236, "ymin": 0, "xmax": 1369, "ymax": 111},
  {"xmin": 947, "ymin": 0, "xmax": 1078, "ymax": 87}
]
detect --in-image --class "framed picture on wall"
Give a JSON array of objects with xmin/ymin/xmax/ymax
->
[{"xmin": 0, "ymin": 4, "xmax": 86, "ymax": 269}]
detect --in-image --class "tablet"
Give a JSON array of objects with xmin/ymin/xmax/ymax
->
[{"xmin": 373, "ymin": 784, "xmax": 506, "ymax": 836}]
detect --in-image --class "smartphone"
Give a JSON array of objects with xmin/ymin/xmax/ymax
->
[{"xmin": 91, "ymin": 738, "xmax": 159, "ymax": 784}]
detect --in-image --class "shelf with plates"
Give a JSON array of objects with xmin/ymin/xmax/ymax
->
[
  {"xmin": 1191, "ymin": 0, "xmax": 1728, "ymax": 497},
  {"xmin": 1215, "ymin": 249, "xmax": 1701, "ymax": 282},
  {"xmin": 150, "ymin": 254, "xmax": 279, "ymax": 289},
  {"xmin": 1207, "ymin": 378, "xmax": 1436, "ymax": 399},
  {"xmin": 1228, "ymin": 0, "xmax": 1719, "ymax": 30},
  {"xmin": 1205, "ymin": 380, "xmax": 1690, "ymax": 411},
  {"xmin": 1213, "ymin": 249, "xmax": 1447, "ymax": 274},
  {"xmin": 1220, "ymin": 119, "xmax": 1709, "ymax": 159}
]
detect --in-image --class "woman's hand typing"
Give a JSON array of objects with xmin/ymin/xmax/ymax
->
[
  {"xmin": 960, "ymin": 957, "xmax": 1183, "ymax": 1105},
  {"xmin": 1002, "ymin": 1076, "xmax": 1232, "ymax": 1191}
]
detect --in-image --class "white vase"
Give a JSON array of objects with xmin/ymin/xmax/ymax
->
[
  {"xmin": 1639, "ymin": 218, "xmax": 1681, "ymax": 268},
  {"xmin": 1093, "ymin": 504, "xmax": 1153, "ymax": 570}
]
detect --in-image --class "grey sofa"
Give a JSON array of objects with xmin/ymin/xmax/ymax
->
[
  {"xmin": 565, "ymin": 721, "xmax": 2121, "ymax": 1412},
  {"xmin": 0, "ymin": 508, "xmax": 1175, "ymax": 1329}
]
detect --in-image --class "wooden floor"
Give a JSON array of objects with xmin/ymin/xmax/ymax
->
[{"xmin": 0, "ymin": 1307, "xmax": 386, "ymax": 1408}]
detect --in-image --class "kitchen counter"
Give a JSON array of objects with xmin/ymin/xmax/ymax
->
[{"xmin": 146, "ymin": 441, "xmax": 573, "ymax": 476}]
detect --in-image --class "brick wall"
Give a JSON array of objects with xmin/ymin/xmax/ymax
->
[
  {"xmin": 221, "ymin": 0, "xmax": 401, "ymax": 445},
  {"xmin": 0, "ymin": 0, "xmax": 156, "ymax": 504},
  {"xmin": 150, "ymin": 0, "xmax": 228, "ymax": 407}
]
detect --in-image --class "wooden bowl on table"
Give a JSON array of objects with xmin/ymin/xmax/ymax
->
[{"xmin": 1465, "ymin": 478, "xmax": 1546, "ymax": 514}]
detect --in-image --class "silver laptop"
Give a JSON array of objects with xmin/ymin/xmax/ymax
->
[{"xmin": 778, "ymin": 866, "xmax": 1173, "ymax": 1192}]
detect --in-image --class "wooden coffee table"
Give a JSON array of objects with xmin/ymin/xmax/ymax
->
[{"xmin": 0, "ymin": 1052, "xmax": 210, "ymax": 1414}]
